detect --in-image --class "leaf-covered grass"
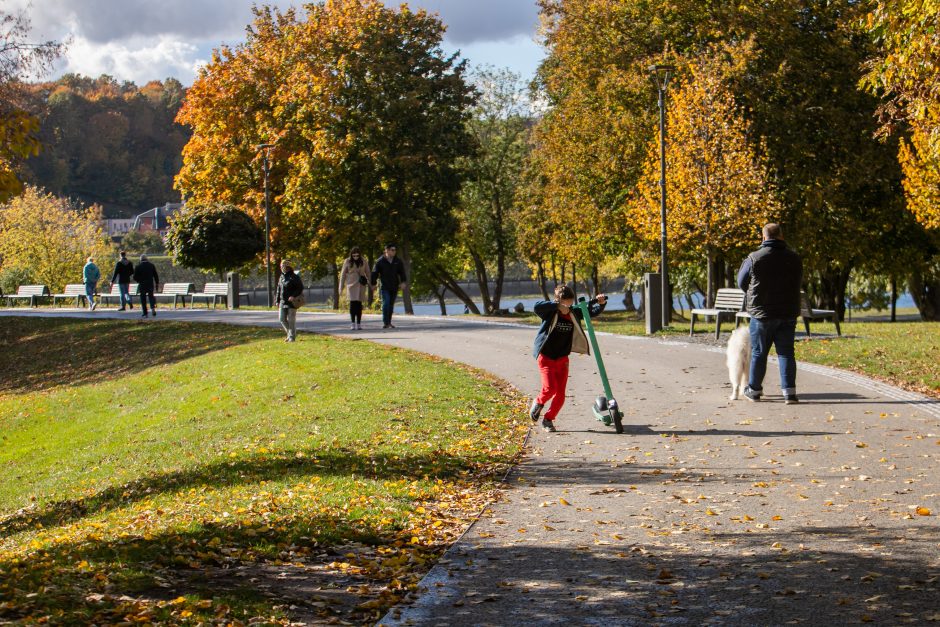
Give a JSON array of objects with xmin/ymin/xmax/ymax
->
[
  {"xmin": 0, "ymin": 318, "xmax": 527, "ymax": 625},
  {"xmin": 794, "ymin": 321, "xmax": 940, "ymax": 397}
]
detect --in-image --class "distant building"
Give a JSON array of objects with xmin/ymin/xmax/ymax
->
[
  {"xmin": 132, "ymin": 202, "xmax": 184, "ymax": 236},
  {"xmin": 102, "ymin": 219, "xmax": 135, "ymax": 239}
]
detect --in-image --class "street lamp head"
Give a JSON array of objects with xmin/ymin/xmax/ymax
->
[
  {"xmin": 648, "ymin": 64, "xmax": 676, "ymax": 91},
  {"xmin": 256, "ymin": 143, "xmax": 276, "ymax": 151}
]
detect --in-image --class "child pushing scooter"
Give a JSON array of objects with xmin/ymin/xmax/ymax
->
[{"xmin": 529, "ymin": 285, "xmax": 607, "ymax": 432}]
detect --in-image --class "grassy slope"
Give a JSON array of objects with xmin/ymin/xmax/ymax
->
[{"xmin": 0, "ymin": 318, "xmax": 527, "ymax": 625}]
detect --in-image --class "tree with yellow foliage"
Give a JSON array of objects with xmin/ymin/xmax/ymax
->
[
  {"xmin": 176, "ymin": 1, "xmax": 475, "ymax": 313},
  {"xmin": 627, "ymin": 44, "xmax": 782, "ymax": 306},
  {"xmin": 0, "ymin": 8, "xmax": 62, "ymax": 201},
  {"xmin": 863, "ymin": 0, "xmax": 940, "ymax": 231},
  {"xmin": 0, "ymin": 186, "xmax": 112, "ymax": 293}
]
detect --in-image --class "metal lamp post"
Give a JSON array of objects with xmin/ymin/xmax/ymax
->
[
  {"xmin": 649, "ymin": 64, "xmax": 674, "ymax": 329},
  {"xmin": 257, "ymin": 143, "xmax": 275, "ymax": 308}
]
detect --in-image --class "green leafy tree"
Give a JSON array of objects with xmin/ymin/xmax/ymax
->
[
  {"xmin": 165, "ymin": 204, "xmax": 265, "ymax": 277},
  {"xmin": 456, "ymin": 67, "xmax": 530, "ymax": 314}
]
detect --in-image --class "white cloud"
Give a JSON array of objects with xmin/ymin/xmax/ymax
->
[
  {"xmin": 56, "ymin": 35, "xmax": 202, "ymax": 84},
  {"xmin": 18, "ymin": 0, "xmax": 542, "ymax": 85}
]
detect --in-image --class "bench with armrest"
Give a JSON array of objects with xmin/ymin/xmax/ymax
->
[
  {"xmin": 5, "ymin": 285, "xmax": 50, "ymax": 307},
  {"xmin": 152, "ymin": 283, "xmax": 194, "ymax": 308},
  {"xmin": 735, "ymin": 291, "xmax": 842, "ymax": 337},
  {"xmin": 99, "ymin": 283, "xmax": 139, "ymax": 307},
  {"xmin": 800, "ymin": 292, "xmax": 841, "ymax": 337},
  {"xmin": 690, "ymin": 288, "xmax": 746, "ymax": 339},
  {"xmin": 190, "ymin": 283, "xmax": 251, "ymax": 309},
  {"xmin": 52, "ymin": 284, "xmax": 90, "ymax": 307}
]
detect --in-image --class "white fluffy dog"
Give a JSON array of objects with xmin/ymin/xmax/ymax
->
[{"xmin": 726, "ymin": 326, "xmax": 751, "ymax": 400}]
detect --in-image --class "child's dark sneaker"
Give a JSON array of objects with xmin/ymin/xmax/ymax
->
[
  {"xmin": 541, "ymin": 418, "xmax": 556, "ymax": 433},
  {"xmin": 784, "ymin": 395, "xmax": 800, "ymax": 405},
  {"xmin": 529, "ymin": 401, "xmax": 544, "ymax": 422},
  {"xmin": 744, "ymin": 386, "xmax": 761, "ymax": 402}
]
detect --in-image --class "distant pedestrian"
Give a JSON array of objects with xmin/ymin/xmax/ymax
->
[
  {"xmin": 530, "ymin": 285, "xmax": 607, "ymax": 432},
  {"xmin": 370, "ymin": 243, "xmax": 407, "ymax": 329},
  {"xmin": 275, "ymin": 260, "xmax": 304, "ymax": 342},
  {"xmin": 340, "ymin": 247, "xmax": 370, "ymax": 330},
  {"xmin": 133, "ymin": 254, "xmax": 159, "ymax": 318},
  {"xmin": 110, "ymin": 251, "xmax": 135, "ymax": 311},
  {"xmin": 82, "ymin": 256, "xmax": 100, "ymax": 311},
  {"xmin": 737, "ymin": 223, "xmax": 803, "ymax": 404}
]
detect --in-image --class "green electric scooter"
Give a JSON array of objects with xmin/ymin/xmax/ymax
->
[{"xmin": 575, "ymin": 297, "xmax": 625, "ymax": 434}]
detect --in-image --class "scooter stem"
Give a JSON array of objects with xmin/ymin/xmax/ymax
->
[{"xmin": 576, "ymin": 300, "xmax": 614, "ymax": 400}]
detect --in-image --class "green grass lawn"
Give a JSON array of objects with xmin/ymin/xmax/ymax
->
[{"xmin": 0, "ymin": 318, "xmax": 527, "ymax": 625}]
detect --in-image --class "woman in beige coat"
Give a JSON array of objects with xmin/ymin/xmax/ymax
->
[{"xmin": 339, "ymin": 247, "xmax": 370, "ymax": 329}]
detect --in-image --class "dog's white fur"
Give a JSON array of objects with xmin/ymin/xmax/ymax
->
[{"xmin": 727, "ymin": 326, "xmax": 751, "ymax": 400}]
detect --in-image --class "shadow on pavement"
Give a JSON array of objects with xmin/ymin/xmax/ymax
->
[{"xmin": 391, "ymin": 526, "xmax": 940, "ymax": 625}]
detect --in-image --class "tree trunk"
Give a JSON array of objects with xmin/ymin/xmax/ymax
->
[
  {"xmin": 536, "ymin": 259, "xmax": 549, "ymax": 300},
  {"xmin": 637, "ymin": 286, "xmax": 645, "ymax": 319},
  {"xmin": 366, "ymin": 255, "xmax": 374, "ymax": 307},
  {"xmin": 331, "ymin": 261, "xmax": 340, "ymax": 310},
  {"xmin": 431, "ymin": 265, "xmax": 481, "ymax": 314},
  {"xmin": 431, "ymin": 284, "xmax": 448, "ymax": 316},
  {"xmin": 706, "ymin": 250, "xmax": 715, "ymax": 307},
  {"xmin": 890, "ymin": 275, "xmax": 897, "ymax": 322},
  {"xmin": 492, "ymin": 196, "xmax": 507, "ymax": 312},
  {"xmin": 623, "ymin": 285, "xmax": 637, "ymax": 312},
  {"xmin": 400, "ymin": 242, "xmax": 414, "ymax": 315},
  {"xmin": 591, "ymin": 265, "xmax": 600, "ymax": 296},
  {"xmin": 909, "ymin": 271, "xmax": 940, "ymax": 321},
  {"xmin": 819, "ymin": 266, "xmax": 852, "ymax": 321},
  {"xmin": 492, "ymin": 247, "xmax": 506, "ymax": 312},
  {"xmin": 571, "ymin": 264, "xmax": 577, "ymax": 298},
  {"xmin": 470, "ymin": 248, "xmax": 493, "ymax": 314}
]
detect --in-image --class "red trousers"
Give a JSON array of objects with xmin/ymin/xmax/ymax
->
[{"xmin": 536, "ymin": 354, "xmax": 569, "ymax": 421}]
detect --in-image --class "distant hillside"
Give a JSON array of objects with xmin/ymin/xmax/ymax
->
[{"xmin": 22, "ymin": 74, "xmax": 191, "ymax": 218}]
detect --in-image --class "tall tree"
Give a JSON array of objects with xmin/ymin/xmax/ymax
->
[
  {"xmin": 456, "ymin": 67, "xmax": 530, "ymax": 314},
  {"xmin": 0, "ymin": 8, "xmax": 62, "ymax": 201},
  {"xmin": 627, "ymin": 42, "xmax": 782, "ymax": 306},
  {"xmin": 176, "ymin": 1, "xmax": 475, "ymax": 313}
]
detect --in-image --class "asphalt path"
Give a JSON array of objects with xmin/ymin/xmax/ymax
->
[{"xmin": 3, "ymin": 308, "xmax": 939, "ymax": 626}]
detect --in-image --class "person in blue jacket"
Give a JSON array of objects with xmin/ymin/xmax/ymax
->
[
  {"xmin": 530, "ymin": 284, "xmax": 607, "ymax": 432},
  {"xmin": 82, "ymin": 257, "xmax": 100, "ymax": 311}
]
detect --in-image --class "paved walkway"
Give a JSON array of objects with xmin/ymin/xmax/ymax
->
[{"xmin": 4, "ymin": 308, "xmax": 939, "ymax": 625}]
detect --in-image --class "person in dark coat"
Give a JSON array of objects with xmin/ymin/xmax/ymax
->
[
  {"xmin": 132, "ymin": 254, "xmax": 159, "ymax": 317},
  {"xmin": 737, "ymin": 223, "xmax": 803, "ymax": 404},
  {"xmin": 275, "ymin": 259, "xmax": 304, "ymax": 342},
  {"xmin": 370, "ymin": 243, "xmax": 407, "ymax": 328},
  {"xmin": 110, "ymin": 251, "xmax": 135, "ymax": 311}
]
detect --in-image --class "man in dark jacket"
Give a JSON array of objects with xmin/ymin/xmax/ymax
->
[
  {"xmin": 371, "ymin": 243, "xmax": 407, "ymax": 329},
  {"xmin": 132, "ymin": 254, "xmax": 160, "ymax": 318},
  {"xmin": 737, "ymin": 223, "xmax": 803, "ymax": 404},
  {"xmin": 110, "ymin": 251, "xmax": 135, "ymax": 311}
]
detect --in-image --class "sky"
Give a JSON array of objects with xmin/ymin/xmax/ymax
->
[{"xmin": 12, "ymin": 0, "xmax": 545, "ymax": 86}]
